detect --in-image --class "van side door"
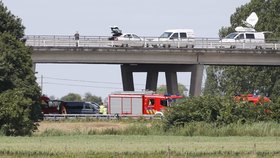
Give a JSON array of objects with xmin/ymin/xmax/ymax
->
[
  {"xmin": 169, "ymin": 32, "xmax": 179, "ymax": 41},
  {"xmin": 235, "ymin": 33, "xmax": 245, "ymax": 43}
]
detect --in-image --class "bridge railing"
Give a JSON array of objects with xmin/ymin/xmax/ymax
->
[{"xmin": 25, "ymin": 35, "xmax": 280, "ymax": 49}]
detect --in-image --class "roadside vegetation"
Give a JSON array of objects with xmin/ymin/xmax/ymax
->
[{"xmin": 32, "ymin": 119, "xmax": 280, "ymax": 137}]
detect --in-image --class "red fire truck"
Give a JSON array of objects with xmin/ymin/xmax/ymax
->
[
  {"xmin": 234, "ymin": 94, "xmax": 271, "ymax": 104},
  {"xmin": 108, "ymin": 91, "xmax": 183, "ymax": 116}
]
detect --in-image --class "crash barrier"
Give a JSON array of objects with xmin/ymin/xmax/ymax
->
[
  {"xmin": 43, "ymin": 114, "xmax": 163, "ymax": 121},
  {"xmin": 24, "ymin": 35, "xmax": 280, "ymax": 49}
]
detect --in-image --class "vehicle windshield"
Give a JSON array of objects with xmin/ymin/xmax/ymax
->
[
  {"xmin": 160, "ymin": 32, "xmax": 172, "ymax": 38},
  {"xmin": 160, "ymin": 99, "xmax": 173, "ymax": 107},
  {"xmin": 160, "ymin": 99, "xmax": 168, "ymax": 106},
  {"xmin": 225, "ymin": 33, "xmax": 238, "ymax": 39}
]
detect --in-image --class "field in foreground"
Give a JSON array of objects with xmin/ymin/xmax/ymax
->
[
  {"xmin": 0, "ymin": 121, "xmax": 279, "ymax": 158},
  {"xmin": 0, "ymin": 135, "xmax": 279, "ymax": 158}
]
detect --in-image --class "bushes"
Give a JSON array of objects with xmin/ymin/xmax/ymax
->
[
  {"xmin": 164, "ymin": 95, "xmax": 278, "ymax": 129},
  {"xmin": 0, "ymin": 90, "xmax": 37, "ymax": 136}
]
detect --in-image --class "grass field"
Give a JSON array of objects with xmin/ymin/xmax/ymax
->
[
  {"xmin": 0, "ymin": 121, "xmax": 280, "ymax": 158},
  {"xmin": 0, "ymin": 135, "xmax": 279, "ymax": 158}
]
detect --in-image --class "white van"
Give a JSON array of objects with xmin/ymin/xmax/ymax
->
[
  {"xmin": 220, "ymin": 27, "xmax": 265, "ymax": 49},
  {"xmin": 148, "ymin": 29, "xmax": 195, "ymax": 48},
  {"xmin": 220, "ymin": 12, "xmax": 266, "ymax": 49}
]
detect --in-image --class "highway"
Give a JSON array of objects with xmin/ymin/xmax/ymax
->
[{"xmin": 25, "ymin": 35, "xmax": 280, "ymax": 50}]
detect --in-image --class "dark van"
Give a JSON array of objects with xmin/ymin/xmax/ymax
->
[{"xmin": 63, "ymin": 101, "xmax": 99, "ymax": 114}]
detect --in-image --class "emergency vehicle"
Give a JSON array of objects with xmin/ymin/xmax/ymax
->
[
  {"xmin": 108, "ymin": 91, "xmax": 183, "ymax": 116},
  {"xmin": 234, "ymin": 93, "xmax": 271, "ymax": 104}
]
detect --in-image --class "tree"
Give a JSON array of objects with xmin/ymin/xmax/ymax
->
[
  {"xmin": 220, "ymin": 0, "xmax": 280, "ymax": 39},
  {"xmin": 157, "ymin": 83, "xmax": 188, "ymax": 96},
  {"xmin": 204, "ymin": 0, "xmax": 280, "ymax": 99},
  {"xmin": 83, "ymin": 92, "xmax": 103, "ymax": 105},
  {"xmin": 0, "ymin": 90, "xmax": 35, "ymax": 136},
  {"xmin": 0, "ymin": 1, "xmax": 25, "ymax": 39},
  {"xmin": 0, "ymin": 2, "xmax": 41, "ymax": 136},
  {"xmin": 61, "ymin": 93, "xmax": 82, "ymax": 101}
]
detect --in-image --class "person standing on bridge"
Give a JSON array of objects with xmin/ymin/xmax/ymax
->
[{"xmin": 74, "ymin": 31, "xmax": 79, "ymax": 47}]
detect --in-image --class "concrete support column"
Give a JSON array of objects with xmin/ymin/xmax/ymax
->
[
  {"xmin": 121, "ymin": 64, "xmax": 134, "ymax": 91},
  {"xmin": 165, "ymin": 71, "xmax": 178, "ymax": 95},
  {"xmin": 145, "ymin": 71, "xmax": 159, "ymax": 91},
  {"xmin": 189, "ymin": 64, "xmax": 204, "ymax": 96}
]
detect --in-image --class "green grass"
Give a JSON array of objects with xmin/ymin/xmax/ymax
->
[
  {"xmin": 2, "ymin": 120, "xmax": 280, "ymax": 157},
  {"xmin": 35, "ymin": 121, "xmax": 280, "ymax": 137},
  {"xmin": 0, "ymin": 135, "xmax": 279, "ymax": 158}
]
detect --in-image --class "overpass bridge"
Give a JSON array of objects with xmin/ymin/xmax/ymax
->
[{"xmin": 28, "ymin": 35, "xmax": 280, "ymax": 96}]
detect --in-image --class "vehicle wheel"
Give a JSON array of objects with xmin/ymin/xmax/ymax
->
[
  {"xmin": 255, "ymin": 46, "xmax": 263, "ymax": 49},
  {"xmin": 186, "ymin": 45, "xmax": 189, "ymax": 48},
  {"xmin": 191, "ymin": 45, "xmax": 194, "ymax": 48},
  {"xmin": 61, "ymin": 106, "xmax": 67, "ymax": 114},
  {"xmin": 163, "ymin": 44, "xmax": 166, "ymax": 48},
  {"xmin": 168, "ymin": 44, "xmax": 171, "ymax": 48}
]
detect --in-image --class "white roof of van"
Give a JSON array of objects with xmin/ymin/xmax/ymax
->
[{"xmin": 164, "ymin": 29, "xmax": 194, "ymax": 33}]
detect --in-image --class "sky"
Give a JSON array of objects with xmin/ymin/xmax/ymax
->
[{"xmin": 2, "ymin": 0, "xmax": 250, "ymax": 99}]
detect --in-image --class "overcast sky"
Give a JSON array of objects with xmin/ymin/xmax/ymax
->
[{"xmin": 2, "ymin": 0, "xmax": 250, "ymax": 99}]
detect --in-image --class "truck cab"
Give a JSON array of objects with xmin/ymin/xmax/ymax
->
[{"xmin": 144, "ymin": 94, "xmax": 181, "ymax": 116}]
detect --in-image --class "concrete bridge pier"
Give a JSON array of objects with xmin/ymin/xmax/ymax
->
[
  {"xmin": 121, "ymin": 64, "xmax": 134, "ymax": 91},
  {"xmin": 189, "ymin": 64, "xmax": 204, "ymax": 96},
  {"xmin": 145, "ymin": 71, "xmax": 159, "ymax": 92},
  {"xmin": 121, "ymin": 64, "xmax": 204, "ymax": 96},
  {"xmin": 165, "ymin": 71, "xmax": 179, "ymax": 95}
]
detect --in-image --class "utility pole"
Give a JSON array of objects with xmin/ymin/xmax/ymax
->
[{"xmin": 41, "ymin": 75, "xmax": 43, "ymax": 95}]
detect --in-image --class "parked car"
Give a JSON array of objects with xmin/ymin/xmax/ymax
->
[
  {"xmin": 108, "ymin": 26, "xmax": 144, "ymax": 47},
  {"xmin": 108, "ymin": 26, "xmax": 122, "ymax": 40}
]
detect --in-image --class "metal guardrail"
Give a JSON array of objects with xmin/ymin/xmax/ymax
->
[
  {"xmin": 43, "ymin": 114, "xmax": 163, "ymax": 120},
  {"xmin": 25, "ymin": 35, "xmax": 280, "ymax": 49}
]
